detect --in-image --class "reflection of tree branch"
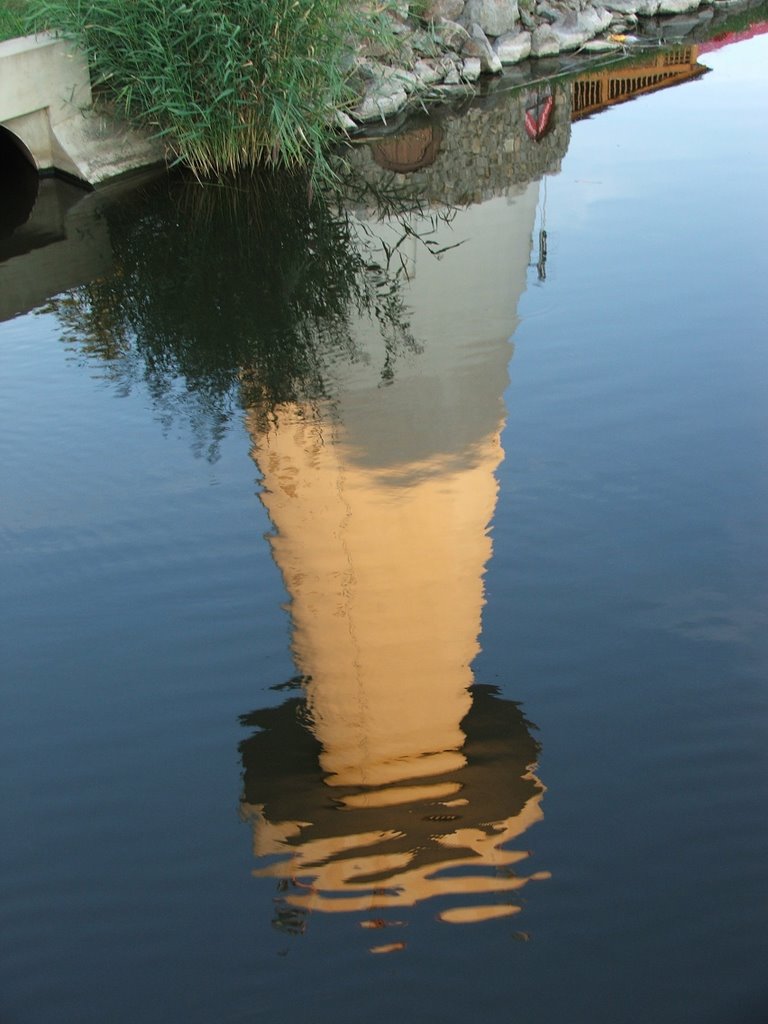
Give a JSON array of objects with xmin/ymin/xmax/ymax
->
[{"xmin": 41, "ymin": 168, "xmax": 463, "ymax": 459}]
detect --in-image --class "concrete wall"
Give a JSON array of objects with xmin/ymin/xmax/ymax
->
[
  {"xmin": 0, "ymin": 32, "xmax": 90, "ymax": 172},
  {"xmin": 0, "ymin": 32, "xmax": 163, "ymax": 184}
]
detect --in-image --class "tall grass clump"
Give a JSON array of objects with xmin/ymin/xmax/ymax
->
[
  {"xmin": 0, "ymin": 1, "xmax": 28, "ymax": 41},
  {"xmin": 27, "ymin": 0, "xmax": 393, "ymax": 175}
]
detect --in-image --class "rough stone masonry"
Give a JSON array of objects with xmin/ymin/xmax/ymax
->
[{"xmin": 344, "ymin": 0, "xmax": 737, "ymax": 126}]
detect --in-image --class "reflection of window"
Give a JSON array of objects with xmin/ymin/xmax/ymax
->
[{"xmin": 371, "ymin": 125, "xmax": 443, "ymax": 174}]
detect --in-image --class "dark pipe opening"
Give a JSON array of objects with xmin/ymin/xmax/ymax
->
[{"xmin": 0, "ymin": 127, "xmax": 40, "ymax": 240}]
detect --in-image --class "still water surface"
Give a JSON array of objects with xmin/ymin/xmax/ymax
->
[{"xmin": 2, "ymin": 30, "xmax": 768, "ymax": 1024}]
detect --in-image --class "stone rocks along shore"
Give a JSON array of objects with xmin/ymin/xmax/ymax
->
[{"xmin": 346, "ymin": 0, "xmax": 742, "ymax": 126}]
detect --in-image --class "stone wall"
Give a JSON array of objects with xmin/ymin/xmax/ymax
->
[
  {"xmin": 345, "ymin": 81, "xmax": 571, "ymax": 208},
  {"xmin": 346, "ymin": 0, "xmax": 766, "ymax": 129}
]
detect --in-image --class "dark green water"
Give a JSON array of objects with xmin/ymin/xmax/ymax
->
[{"xmin": 2, "ymin": 32, "xmax": 768, "ymax": 1024}]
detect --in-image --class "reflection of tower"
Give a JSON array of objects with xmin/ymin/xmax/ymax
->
[
  {"xmin": 240, "ymin": 181, "xmax": 550, "ymax": 932},
  {"xmin": 240, "ymin": 686, "xmax": 547, "ymax": 927}
]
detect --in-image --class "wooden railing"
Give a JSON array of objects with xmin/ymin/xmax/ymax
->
[{"xmin": 572, "ymin": 48, "xmax": 708, "ymax": 120}]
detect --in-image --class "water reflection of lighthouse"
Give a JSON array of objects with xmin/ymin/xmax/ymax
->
[{"xmin": 239, "ymin": 168, "xmax": 552, "ymax": 937}]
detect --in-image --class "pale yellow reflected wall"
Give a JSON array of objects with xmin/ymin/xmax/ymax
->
[
  {"xmin": 255, "ymin": 414, "xmax": 499, "ymax": 787},
  {"xmin": 242, "ymin": 182, "xmax": 547, "ymax": 917},
  {"xmin": 249, "ymin": 183, "xmax": 538, "ymax": 782},
  {"xmin": 245, "ymin": 790, "xmax": 549, "ymax": 919}
]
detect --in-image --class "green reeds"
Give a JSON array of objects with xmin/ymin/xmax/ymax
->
[
  {"xmin": 0, "ymin": 1, "xmax": 29, "ymax": 41},
  {"xmin": 26, "ymin": 0, "xmax": 393, "ymax": 176}
]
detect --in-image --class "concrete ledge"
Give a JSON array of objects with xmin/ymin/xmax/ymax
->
[{"xmin": 0, "ymin": 32, "xmax": 165, "ymax": 184}]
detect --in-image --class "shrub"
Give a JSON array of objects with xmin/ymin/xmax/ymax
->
[
  {"xmin": 27, "ymin": 0, "xmax": 393, "ymax": 175},
  {"xmin": 0, "ymin": 1, "xmax": 28, "ymax": 41}
]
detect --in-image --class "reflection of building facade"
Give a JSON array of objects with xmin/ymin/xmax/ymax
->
[
  {"xmin": 345, "ymin": 81, "xmax": 570, "ymax": 208},
  {"xmin": 239, "ymin": 163, "xmax": 551, "ymax": 937},
  {"xmin": 572, "ymin": 47, "xmax": 707, "ymax": 120}
]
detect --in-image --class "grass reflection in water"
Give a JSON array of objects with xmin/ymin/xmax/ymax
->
[{"xmin": 42, "ymin": 169, "xmax": 441, "ymax": 458}]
